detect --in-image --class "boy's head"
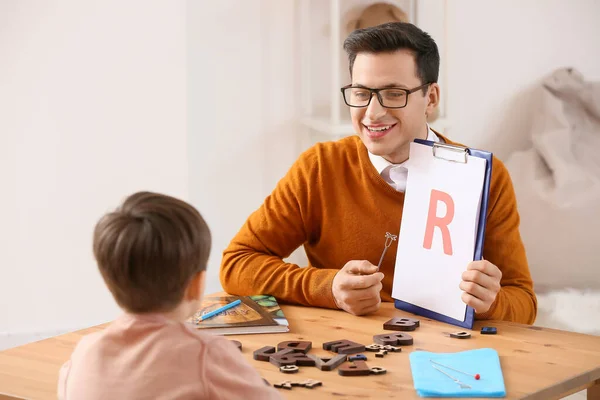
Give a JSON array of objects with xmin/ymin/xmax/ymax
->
[{"xmin": 93, "ymin": 191, "xmax": 211, "ymax": 314}]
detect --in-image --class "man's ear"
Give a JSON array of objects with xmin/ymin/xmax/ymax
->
[
  {"xmin": 185, "ymin": 271, "xmax": 206, "ymax": 301},
  {"xmin": 425, "ymin": 83, "xmax": 441, "ymax": 118}
]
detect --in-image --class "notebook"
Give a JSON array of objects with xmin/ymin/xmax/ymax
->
[
  {"xmin": 409, "ymin": 348, "xmax": 506, "ymax": 398},
  {"xmin": 189, "ymin": 294, "xmax": 289, "ymax": 335}
]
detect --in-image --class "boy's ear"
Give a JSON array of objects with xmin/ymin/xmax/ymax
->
[{"xmin": 185, "ymin": 271, "xmax": 206, "ymax": 301}]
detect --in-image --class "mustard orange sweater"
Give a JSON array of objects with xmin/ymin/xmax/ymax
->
[{"xmin": 220, "ymin": 134, "xmax": 537, "ymax": 324}]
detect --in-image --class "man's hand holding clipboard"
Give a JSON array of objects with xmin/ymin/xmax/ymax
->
[{"xmin": 460, "ymin": 259, "xmax": 502, "ymax": 315}]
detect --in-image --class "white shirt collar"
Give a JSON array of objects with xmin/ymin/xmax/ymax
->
[{"xmin": 368, "ymin": 125, "xmax": 440, "ymax": 174}]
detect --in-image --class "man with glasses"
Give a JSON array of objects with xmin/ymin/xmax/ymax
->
[{"xmin": 220, "ymin": 23, "xmax": 537, "ymax": 324}]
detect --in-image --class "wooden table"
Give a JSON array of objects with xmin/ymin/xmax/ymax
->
[{"xmin": 1, "ymin": 303, "xmax": 599, "ymax": 399}]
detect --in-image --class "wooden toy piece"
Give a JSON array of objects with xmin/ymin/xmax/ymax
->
[
  {"xmin": 253, "ymin": 346, "xmax": 276, "ymax": 361},
  {"xmin": 277, "ymin": 379, "xmax": 323, "ymax": 390},
  {"xmin": 298, "ymin": 379, "xmax": 322, "ymax": 389},
  {"xmin": 277, "ymin": 340, "xmax": 312, "ymax": 354},
  {"xmin": 348, "ymin": 354, "xmax": 367, "ymax": 362},
  {"xmin": 373, "ymin": 332, "xmax": 413, "ymax": 346},
  {"xmin": 274, "ymin": 381, "xmax": 293, "ymax": 390},
  {"xmin": 230, "ymin": 340, "xmax": 242, "ymax": 350},
  {"xmin": 481, "ymin": 327, "xmax": 497, "ymax": 335},
  {"xmin": 382, "ymin": 345, "xmax": 401, "ymax": 352},
  {"xmin": 292, "ymin": 379, "xmax": 323, "ymax": 389},
  {"xmin": 270, "ymin": 350, "xmax": 316, "ymax": 368},
  {"xmin": 375, "ymin": 350, "xmax": 388, "ymax": 358},
  {"xmin": 383, "ymin": 317, "xmax": 420, "ymax": 331},
  {"xmin": 449, "ymin": 331, "xmax": 472, "ymax": 339},
  {"xmin": 308, "ymin": 354, "xmax": 347, "ymax": 371},
  {"xmin": 365, "ymin": 343, "xmax": 384, "ymax": 352},
  {"xmin": 338, "ymin": 360, "xmax": 372, "ymax": 376},
  {"xmin": 323, "ymin": 339, "xmax": 366, "ymax": 354},
  {"xmin": 280, "ymin": 365, "xmax": 299, "ymax": 374},
  {"xmin": 370, "ymin": 366, "xmax": 387, "ymax": 375}
]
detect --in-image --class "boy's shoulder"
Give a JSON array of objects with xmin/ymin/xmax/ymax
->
[
  {"xmin": 70, "ymin": 315, "xmax": 226, "ymax": 357},
  {"xmin": 68, "ymin": 329, "xmax": 106, "ymax": 360}
]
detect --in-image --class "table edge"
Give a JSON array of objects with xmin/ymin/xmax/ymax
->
[{"xmin": 520, "ymin": 365, "xmax": 600, "ymax": 400}]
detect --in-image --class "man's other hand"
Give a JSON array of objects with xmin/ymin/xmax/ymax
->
[{"xmin": 459, "ymin": 259, "xmax": 502, "ymax": 314}]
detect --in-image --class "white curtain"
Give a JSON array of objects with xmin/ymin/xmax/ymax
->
[{"xmin": 505, "ymin": 67, "xmax": 600, "ymax": 292}]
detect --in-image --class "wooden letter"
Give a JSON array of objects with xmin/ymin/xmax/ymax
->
[
  {"xmin": 277, "ymin": 340, "xmax": 312, "ymax": 353},
  {"xmin": 373, "ymin": 332, "xmax": 413, "ymax": 346},
  {"xmin": 308, "ymin": 354, "xmax": 347, "ymax": 371},
  {"xmin": 253, "ymin": 346, "xmax": 276, "ymax": 361},
  {"xmin": 382, "ymin": 345, "xmax": 401, "ymax": 352},
  {"xmin": 230, "ymin": 340, "xmax": 242, "ymax": 350},
  {"xmin": 370, "ymin": 366, "xmax": 387, "ymax": 375},
  {"xmin": 449, "ymin": 331, "xmax": 471, "ymax": 339},
  {"xmin": 323, "ymin": 339, "xmax": 365, "ymax": 354},
  {"xmin": 270, "ymin": 350, "xmax": 316, "ymax": 368},
  {"xmin": 375, "ymin": 350, "xmax": 388, "ymax": 358},
  {"xmin": 383, "ymin": 317, "xmax": 420, "ymax": 331},
  {"xmin": 365, "ymin": 344, "xmax": 383, "ymax": 352},
  {"xmin": 338, "ymin": 360, "xmax": 371, "ymax": 376},
  {"xmin": 348, "ymin": 354, "xmax": 367, "ymax": 362},
  {"xmin": 279, "ymin": 365, "xmax": 299, "ymax": 374},
  {"xmin": 296, "ymin": 379, "xmax": 322, "ymax": 389},
  {"xmin": 274, "ymin": 381, "xmax": 293, "ymax": 390}
]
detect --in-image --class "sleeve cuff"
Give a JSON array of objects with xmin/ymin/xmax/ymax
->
[
  {"xmin": 474, "ymin": 290, "xmax": 503, "ymax": 320},
  {"xmin": 305, "ymin": 268, "xmax": 339, "ymax": 310}
]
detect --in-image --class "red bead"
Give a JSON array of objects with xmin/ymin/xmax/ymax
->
[{"xmin": 475, "ymin": 374, "xmax": 481, "ymax": 380}]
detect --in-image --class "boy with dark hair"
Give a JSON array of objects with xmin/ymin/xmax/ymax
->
[{"xmin": 59, "ymin": 191, "xmax": 281, "ymax": 399}]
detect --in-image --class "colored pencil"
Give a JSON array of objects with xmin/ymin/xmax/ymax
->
[{"xmin": 199, "ymin": 299, "xmax": 242, "ymax": 321}]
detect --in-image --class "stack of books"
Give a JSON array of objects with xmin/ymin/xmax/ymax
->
[{"xmin": 189, "ymin": 294, "xmax": 289, "ymax": 335}]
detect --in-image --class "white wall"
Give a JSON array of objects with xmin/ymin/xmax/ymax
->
[
  {"xmin": 187, "ymin": 0, "xmax": 300, "ymax": 295},
  {"xmin": 0, "ymin": 0, "xmax": 187, "ymax": 342},
  {"xmin": 445, "ymin": 0, "xmax": 600, "ymax": 160},
  {"xmin": 0, "ymin": 0, "xmax": 300, "ymax": 347}
]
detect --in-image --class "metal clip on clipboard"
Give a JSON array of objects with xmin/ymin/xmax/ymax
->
[{"xmin": 432, "ymin": 142, "xmax": 469, "ymax": 164}]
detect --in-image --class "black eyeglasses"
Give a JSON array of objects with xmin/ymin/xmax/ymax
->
[{"xmin": 340, "ymin": 82, "xmax": 431, "ymax": 109}]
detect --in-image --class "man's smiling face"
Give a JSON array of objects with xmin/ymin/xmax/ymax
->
[{"xmin": 350, "ymin": 49, "xmax": 437, "ymax": 164}]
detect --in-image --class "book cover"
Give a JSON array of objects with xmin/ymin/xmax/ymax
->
[{"xmin": 189, "ymin": 294, "xmax": 289, "ymax": 335}]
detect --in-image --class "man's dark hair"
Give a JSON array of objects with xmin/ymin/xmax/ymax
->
[
  {"xmin": 343, "ymin": 22, "xmax": 440, "ymax": 86},
  {"xmin": 93, "ymin": 191, "xmax": 211, "ymax": 313}
]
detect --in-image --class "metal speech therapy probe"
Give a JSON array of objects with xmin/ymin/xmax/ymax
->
[
  {"xmin": 377, "ymin": 232, "xmax": 397, "ymax": 271},
  {"xmin": 431, "ymin": 365, "xmax": 472, "ymax": 389}
]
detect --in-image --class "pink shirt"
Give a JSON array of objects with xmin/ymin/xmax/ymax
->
[{"xmin": 58, "ymin": 313, "xmax": 283, "ymax": 400}]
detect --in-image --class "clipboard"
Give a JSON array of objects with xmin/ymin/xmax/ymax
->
[{"xmin": 393, "ymin": 139, "xmax": 493, "ymax": 329}]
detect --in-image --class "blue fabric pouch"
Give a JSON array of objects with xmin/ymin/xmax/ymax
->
[{"xmin": 409, "ymin": 348, "xmax": 506, "ymax": 398}]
